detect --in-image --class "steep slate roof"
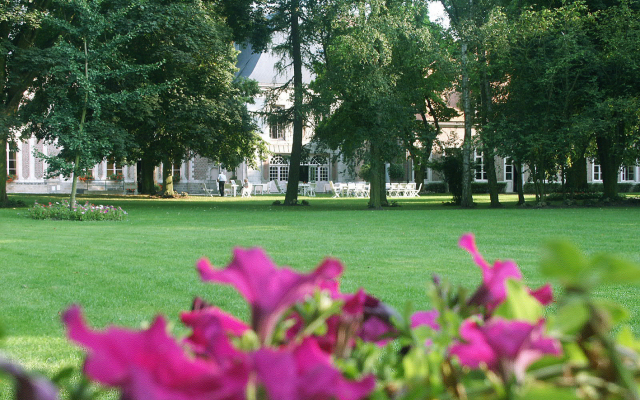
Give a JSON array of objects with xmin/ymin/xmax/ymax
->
[{"xmin": 235, "ymin": 37, "xmax": 313, "ymax": 85}]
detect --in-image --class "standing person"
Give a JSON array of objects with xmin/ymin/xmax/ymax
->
[{"xmin": 217, "ymin": 170, "xmax": 227, "ymax": 196}]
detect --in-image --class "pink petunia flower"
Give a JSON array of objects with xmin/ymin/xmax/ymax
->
[
  {"xmin": 63, "ymin": 305, "xmax": 248, "ymax": 400},
  {"xmin": 459, "ymin": 233, "xmax": 553, "ymax": 312},
  {"xmin": 180, "ymin": 306, "xmax": 249, "ymax": 363},
  {"xmin": 449, "ymin": 317, "xmax": 561, "ymax": 382},
  {"xmin": 410, "ymin": 310, "xmax": 440, "ymax": 331},
  {"xmin": 197, "ymin": 248, "xmax": 343, "ymax": 343},
  {"xmin": 252, "ymin": 337, "xmax": 376, "ymax": 400}
]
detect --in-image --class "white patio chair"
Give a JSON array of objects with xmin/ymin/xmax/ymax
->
[
  {"xmin": 223, "ymin": 183, "xmax": 232, "ymax": 197},
  {"xmin": 387, "ymin": 182, "xmax": 399, "ymax": 197},
  {"xmin": 201, "ymin": 183, "xmax": 215, "ymax": 197},
  {"xmin": 346, "ymin": 182, "xmax": 356, "ymax": 197},
  {"xmin": 354, "ymin": 182, "xmax": 365, "ymax": 197},
  {"xmin": 363, "ymin": 183, "xmax": 371, "ymax": 197},
  {"xmin": 307, "ymin": 181, "xmax": 316, "ymax": 197},
  {"xmin": 404, "ymin": 183, "xmax": 416, "ymax": 197},
  {"xmin": 396, "ymin": 183, "xmax": 407, "ymax": 197},
  {"xmin": 275, "ymin": 180, "xmax": 287, "ymax": 194},
  {"xmin": 329, "ymin": 181, "xmax": 341, "ymax": 198},
  {"xmin": 406, "ymin": 183, "xmax": 422, "ymax": 197},
  {"xmin": 241, "ymin": 182, "xmax": 252, "ymax": 197}
]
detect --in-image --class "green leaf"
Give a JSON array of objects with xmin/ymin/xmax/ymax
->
[
  {"xmin": 518, "ymin": 382, "xmax": 581, "ymax": 400},
  {"xmin": 616, "ymin": 325, "xmax": 640, "ymax": 353},
  {"xmin": 540, "ymin": 240, "xmax": 589, "ymax": 288},
  {"xmin": 402, "ymin": 347, "xmax": 429, "ymax": 379},
  {"xmin": 493, "ymin": 279, "xmax": 544, "ymax": 323},
  {"xmin": 590, "ymin": 254, "xmax": 640, "ymax": 285},
  {"xmin": 592, "ymin": 298, "xmax": 629, "ymax": 329},
  {"xmin": 549, "ymin": 298, "xmax": 589, "ymax": 336}
]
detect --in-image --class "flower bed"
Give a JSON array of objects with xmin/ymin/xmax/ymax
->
[
  {"xmin": 27, "ymin": 200, "xmax": 128, "ymax": 221},
  {"xmin": 3, "ymin": 234, "xmax": 640, "ymax": 399}
]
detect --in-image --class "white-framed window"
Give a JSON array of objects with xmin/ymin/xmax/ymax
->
[
  {"xmin": 593, "ymin": 164, "xmax": 602, "ymax": 181},
  {"xmin": 172, "ymin": 163, "xmax": 182, "ymax": 179},
  {"xmin": 307, "ymin": 156, "xmax": 329, "ymax": 181},
  {"xmin": 621, "ymin": 165, "xmax": 636, "ymax": 182},
  {"xmin": 504, "ymin": 158, "xmax": 514, "ymax": 181},
  {"xmin": 474, "ymin": 151, "xmax": 487, "ymax": 181},
  {"xmin": 7, "ymin": 150, "xmax": 17, "ymax": 176},
  {"xmin": 269, "ymin": 155, "xmax": 289, "ymax": 181},
  {"xmin": 269, "ymin": 106, "xmax": 286, "ymax": 140},
  {"xmin": 106, "ymin": 160, "xmax": 123, "ymax": 178}
]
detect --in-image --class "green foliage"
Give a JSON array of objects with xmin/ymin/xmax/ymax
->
[
  {"xmin": 311, "ymin": 0, "xmax": 455, "ymax": 208},
  {"xmin": 27, "ymin": 200, "xmax": 127, "ymax": 221},
  {"xmin": 542, "ymin": 240, "xmax": 640, "ymax": 291},
  {"xmin": 388, "ymin": 163, "xmax": 405, "ymax": 182},
  {"xmin": 118, "ymin": 0, "xmax": 264, "ymax": 178},
  {"xmin": 431, "ymin": 149, "xmax": 463, "ymax": 204},
  {"xmin": 471, "ymin": 182, "xmax": 507, "ymax": 194}
]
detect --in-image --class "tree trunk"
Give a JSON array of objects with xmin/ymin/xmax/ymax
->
[
  {"xmin": 162, "ymin": 159, "xmax": 174, "ymax": 196},
  {"xmin": 70, "ymin": 154, "xmax": 80, "ymax": 208},
  {"xmin": 484, "ymin": 148, "xmax": 501, "ymax": 207},
  {"xmin": 460, "ymin": 42, "xmax": 474, "ymax": 208},
  {"xmin": 514, "ymin": 161, "xmax": 525, "ymax": 205},
  {"xmin": 138, "ymin": 157, "xmax": 156, "ymax": 194},
  {"xmin": 368, "ymin": 142, "xmax": 387, "ymax": 209},
  {"xmin": 479, "ymin": 54, "xmax": 500, "ymax": 208},
  {"xmin": 69, "ymin": 38, "xmax": 89, "ymax": 208},
  {"xmin": 414, "ymin": 166, "xmax": 425, "ymax": 193},
  {"xmin": 566, "ymin": 154, "xmax": 588, "ymax": 194},
  {"xmin": 596, "ymin": 134, "xmax": 619, "ymax": 199},
  {"xmin": 284, "ymin": 0, "xmax": 303, "ymax": 205},
  {"xmin": 0, "ymin": 135, "xmax": 8, "ymax": 205}
]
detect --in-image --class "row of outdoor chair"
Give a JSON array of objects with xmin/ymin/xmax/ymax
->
[
  {"xmin": 386, "ymin": 182, "xmax": 422, "ymax": 197},
  {"xmin": 329, "ymin": 181, "xmax": 370, "ymax": 198}
]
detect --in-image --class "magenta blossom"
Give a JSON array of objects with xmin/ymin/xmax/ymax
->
[
  {"xmin": 449, "ymin": 317, "xmax": 561, "ymax": 382},
  {"xmin": 252, "ymin": 337, "xmax": 376, "ymax": 400},
  {"xmin": 197, "ymin": 248, "xmax": 343, "ymax": 343},
  {"xmin": 180, "ymin": 306, "xmax": 249, "ymax": 364},
  {"xmin": 411, "ymin": 310, "xmax": 440, "ymax": 331},
  {"xmin": 63, "ymin": 305, "xmax": 248, "ymax": 400},
  {"xmin": 459, "ymin": 233, "xmax": 553, "ymax": 312}
]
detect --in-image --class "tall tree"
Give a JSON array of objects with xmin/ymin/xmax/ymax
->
[
  {"xmin": 311, "ymin": 0, "xmax": 453, "ymax": 209},
  {"xmin": 0, "ymin": 0, "xmax": 56, "ymax": 205},
  {"xmin": 225, "ymin": 0, "xmax": 325, "ymax": 205},
  {"xmin": 20, "ymin": 0, "xmax": 157, "ymax": 206},
  {"xmin": 588, "ymin": 2, "xmax": 640, "ymax": 198},
  {"xmin": 441, "ymin": 0, "xmax": 476, "ymax": 207},
  {"xmin": 114, "ymin": 0, "xmax": 264, "ymax": 196}
]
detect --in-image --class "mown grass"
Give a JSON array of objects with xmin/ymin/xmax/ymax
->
[{"xmin": 1, "ymin": 192, "xmax": 639, "ymax": 394}]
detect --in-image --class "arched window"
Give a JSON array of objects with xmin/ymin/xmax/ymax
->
[
  {"xmin": 307, "ymin": 155, "xmax": 329, "ymax": 182},
  {"xmin": 269, "ymin": 155, "xmax": 289, "ymax": 181}
]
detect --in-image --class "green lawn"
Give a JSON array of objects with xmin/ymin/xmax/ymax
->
[{"xmin": 1, "ymin": 193, "xmax": 640, "ymax": 385}]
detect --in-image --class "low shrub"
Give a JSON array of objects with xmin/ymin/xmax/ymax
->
[
  {"xmin": 423, "ymin": 182, "xmax": 446, "ymax": 193},
  {"xmin": 470, "ymin": 181, "xmax": 507, "ymax": 194},
  {"xmin": 27, "ymin": 200, "xmax": 127, "ymax": 221}
]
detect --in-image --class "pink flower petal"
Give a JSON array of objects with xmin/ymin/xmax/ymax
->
[
  {"xmin": 197, "ymin": 249, "xmax": 343, "ymax": 343},
  {"xmin": 180, "ymin": 307, "xmax": 249, "ymax": 363},
  {"xmin": 410, "ymin": 310, "xmax": 440, "ymax": 331},
  {"xmin": 253, "ymin": 338, "xmax": 375, "ymax": 400},
  {"xmin": 530, "ymin": 284, "xmax": 554, "ymax": 305},
  {"xmin": 460, "ymin": 234, "xmax": 555, "ymax": 312},
  {"xmin": 63, "ymin": 305, "xmax": 248, "ymax": 400},
  {"xmin": 450, "ymin": 317, "xmax": 561, "ymax": 382}
]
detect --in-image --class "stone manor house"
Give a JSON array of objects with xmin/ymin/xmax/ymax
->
[{"xmin": 5, "ymin": 45, "xmax": 639, "ymax": 195}]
